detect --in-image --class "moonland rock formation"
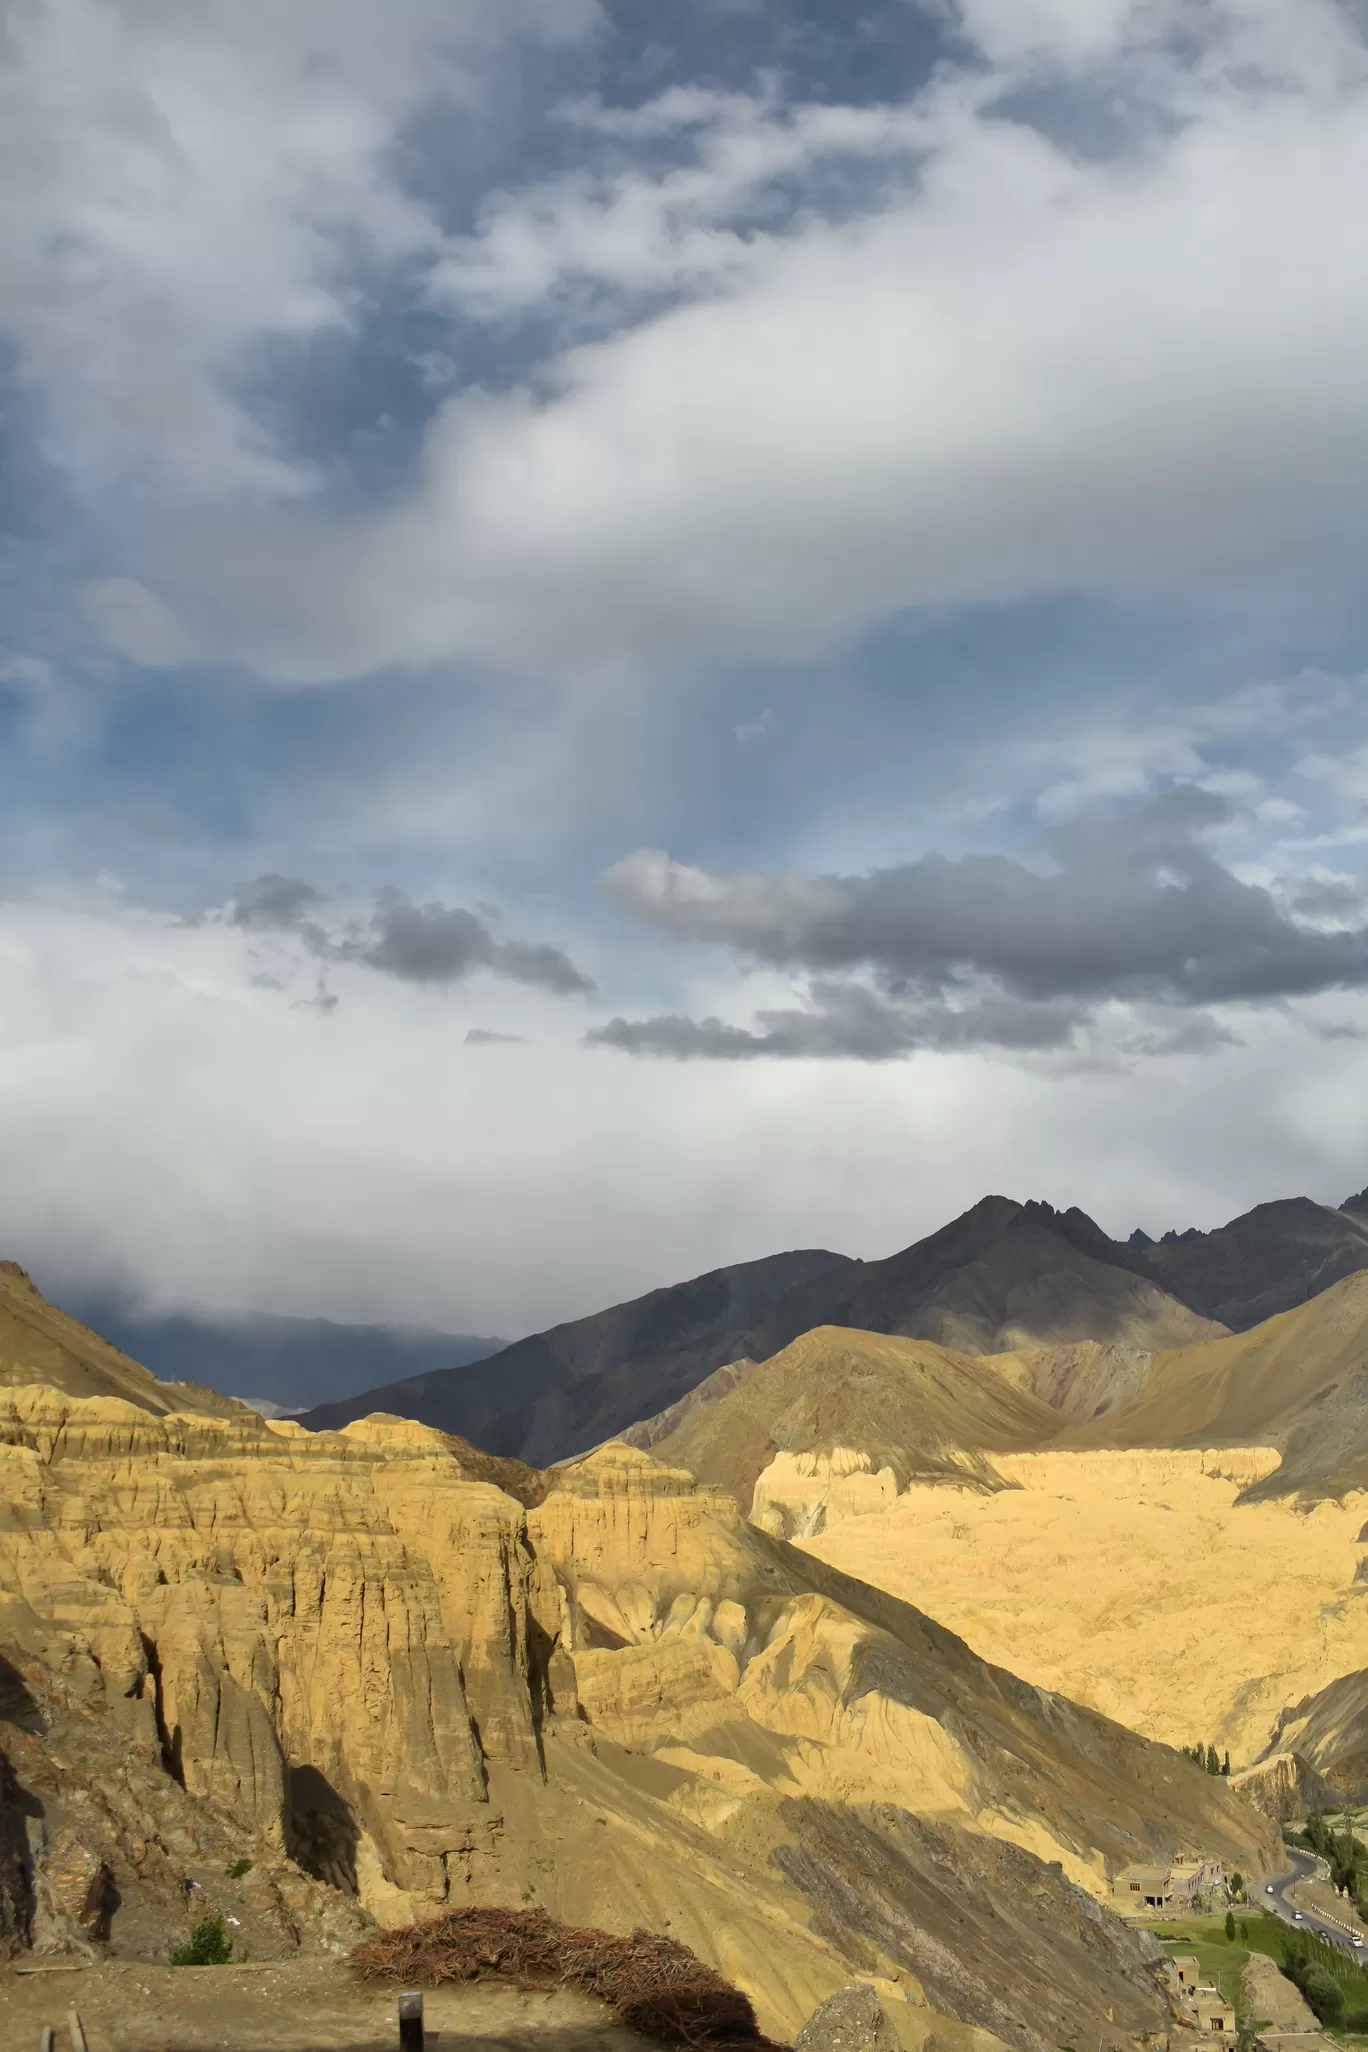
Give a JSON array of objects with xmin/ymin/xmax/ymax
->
[
  {"xmin": 302, "ymin": 1198, "xmax": 1222, "ymax": 1460},
  {"xmin": 0, "ymin": 1360, "xmax": 1277, "ymax": 2052},
  {"xmin": 634, "ymin": 1276, "xmax": 1368, "ymax": 1767}
]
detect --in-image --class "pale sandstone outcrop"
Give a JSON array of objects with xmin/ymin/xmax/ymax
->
[
  {"xmin": 1229, "ymin": 1752, "xmax": 1342, "ymax": 1823},
  {"xmin": 0, "ymin": 1391, "xmax": 1277, "ymax": 2051}
]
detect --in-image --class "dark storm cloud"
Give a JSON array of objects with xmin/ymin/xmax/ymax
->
[
  {"xmin": 605, "ymin": 792, "xmax": 1368, "ymax": 1009},
  {"xmin": 595, "ymin": 790, "xmax": 1368, "ymax": 1059}
]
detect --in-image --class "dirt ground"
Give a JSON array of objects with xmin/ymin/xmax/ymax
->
[{"xmin": 0, "ymin": 1957, "xmax": 660, "ymax": 2052}]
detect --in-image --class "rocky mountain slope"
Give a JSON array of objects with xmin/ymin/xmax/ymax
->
[
  {"xmin": 301, "ymin": 1198, "xmax": 1220, "ymax": 1460},
  {"xmin": 1258, "ymin": 1670, "xmax": 1368, "ymax": 1805},
  {"xmin": 0, "ymin": 1278, "xmax": 1276, "ymax": 2050},
  {"xmin": 1130, "ymin": 1194, "xmax": 1368, "ymax": 1330},
  {"xmin": 0, "ymin": 1261, "xmax": 247, "ymax": 1421}
]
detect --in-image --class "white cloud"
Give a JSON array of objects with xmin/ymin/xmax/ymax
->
[
  {"xmin": 3, "ymin": 889, "xmax": 1368, "ymax": 1330},
  {"xmin": 73, "ymin": 0, "xmax": 1367, "ymax": 684},
  {"xmin": 0, "ymin": 0, "xmax": 594, "ymax": 498}
]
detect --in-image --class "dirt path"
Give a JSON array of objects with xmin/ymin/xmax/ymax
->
[{"xmin": 0, "ymin": 1958, "xmax": 658, "ymax": 2052}]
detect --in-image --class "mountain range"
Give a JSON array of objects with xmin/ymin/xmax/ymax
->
[{"xmin": 301, "ymin": 1187, "xmax": 1368, "ymax": 1462}]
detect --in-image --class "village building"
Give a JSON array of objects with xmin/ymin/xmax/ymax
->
[{"xmin": 1111, "ymin": 1858, "xmax": 1227, "ymax": 1914}]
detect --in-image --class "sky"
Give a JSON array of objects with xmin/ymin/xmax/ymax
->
[{"xmin": 3, "ymin": 0, "xmax": 1368, "ymax": 1336}]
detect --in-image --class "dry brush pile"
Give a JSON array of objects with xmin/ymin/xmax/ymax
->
[{"xmin": 350, "ymin": 1906, "xmax": 785, "ymax": 2048}]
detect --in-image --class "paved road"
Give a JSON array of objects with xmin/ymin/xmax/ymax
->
[{"xmin": 1259, "ymin": 1849, "xmax": 1367, "ymax": 1957}]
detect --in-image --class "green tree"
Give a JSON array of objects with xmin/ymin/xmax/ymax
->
[
  {"xmin": 1300, "ymin": 1966, "xmax": 1343, "ymax": 2025},
  {"xmin": 1231, "ymin": 1871, "xmax": 1244, "ymax": 1899},
  {"xmin": 1226, "ymin": 1909, "xmax": 1236, "ymax": 1940},
  {"xmin": 1222, "ymin": 1751, "xmax": 1231, "ymax": 1775},
  {"xmin": 1207, "ymin": 1744, "xmax": 1221, "ymax": 1775}
]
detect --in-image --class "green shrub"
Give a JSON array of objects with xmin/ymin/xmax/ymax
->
[
  {"xmin": 1300, "ymin": 1966, "xmax": 1343, "ymax": 2023},
  {"xmin": 1225, "ymin": 1911, "xmax": 1236, "ymax": 1940},
  {"xmin": 226, "ymin": 1857, "xmax": 253, "ymax": 1879},
  {"xmin": 169, "ymin": 1913, "xmax": 233, "ymax": 1966},
  {"xmin": 1344, "ymin": 2009, "xmax": 1368, "ymax": 2033}
]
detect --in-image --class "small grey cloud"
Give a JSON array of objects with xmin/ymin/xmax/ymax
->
[
  {"xmin": 291, "ymin": 975, "xmax": 339, "ymax": 1014},
  {"xmin": 589, "ymin": 983, "xmax": 1092, "ymax": 1062},
  {"xmin": 734, "ymin": 707, "xmax": 776, "ymax": 744},
  {"xmin": 208, "ymin": 876, "xmax": 593, "ymax": 1001},
  {"xmin": 231, "ymin": 873, "xmax": 326, "ymax": 932},
  {"xmin": 464, "ymin": 1027, "xmax": 526, "ymax": 1045},
  {"xmin": 352, "ymin": 890, "xmax": 594, "ymax": 995}
]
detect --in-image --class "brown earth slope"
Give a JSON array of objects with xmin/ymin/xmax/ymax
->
[
  {"xmin": 0, "ymin": 1360, "xmax": 1276, "ymax": 2052},
  {"xmin": 631, "ymin": 1329, "xmax": 1062, "ymax": 1537}
]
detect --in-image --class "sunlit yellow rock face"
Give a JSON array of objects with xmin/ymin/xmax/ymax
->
[{"xmin": 798, "ymin": 1445, "xmax": 1368, "ymax": 1764}]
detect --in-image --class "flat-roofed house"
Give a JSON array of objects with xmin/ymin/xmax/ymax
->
[{"xmin": 1192, "ymin": 1985, "xmax": 1237, "ymax": 2035}]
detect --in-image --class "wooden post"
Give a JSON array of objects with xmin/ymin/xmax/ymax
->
[{"xmin": 398, "ymin": 1988, "xmax": 424, "ymax": 2048}]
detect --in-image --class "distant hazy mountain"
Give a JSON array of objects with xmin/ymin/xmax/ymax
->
[
  {"xmin": 57, "ymin": 1289, "xmax": 503, "ymax": 1415},
  {"xmin": 0, "ymin": 1261, "xmax": 246, "ymax": 1419}
]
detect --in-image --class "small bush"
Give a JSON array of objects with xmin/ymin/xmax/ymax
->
[
  {"xmin": 226, "ymin": 1857, "xmax": 253, "ymax": 1879},
  {"xmin": 169, "ymin": 1913, "xmax": 233, "ymax": 1967},
  {"xmin": 1343, "ymin": 2009, "xmax": 1368, "ymax": 2033}
]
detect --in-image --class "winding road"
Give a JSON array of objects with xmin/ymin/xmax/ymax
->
[{"xmin": 1259, "ymin": 1849, "xmax": 1367, "ymax": 1956}]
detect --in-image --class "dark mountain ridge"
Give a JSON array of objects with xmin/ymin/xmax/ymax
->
[{"xmin": 302, "ymin": 1184, "xmax": 1368, "ymax": 1463}]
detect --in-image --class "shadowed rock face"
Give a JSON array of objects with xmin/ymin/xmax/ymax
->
[
  {"xmin": 1133, "ymin": 1197, "xmax": 1368, "ymax": 1330},
  {"xmin": 0, "ymin": 1368, "xmax": 1278, "ymax": 2050}
]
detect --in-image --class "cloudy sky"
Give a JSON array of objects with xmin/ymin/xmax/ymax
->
[{"xmin": 3, "ymin": 0, "xmax": 1368, "ymax": 1335}]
